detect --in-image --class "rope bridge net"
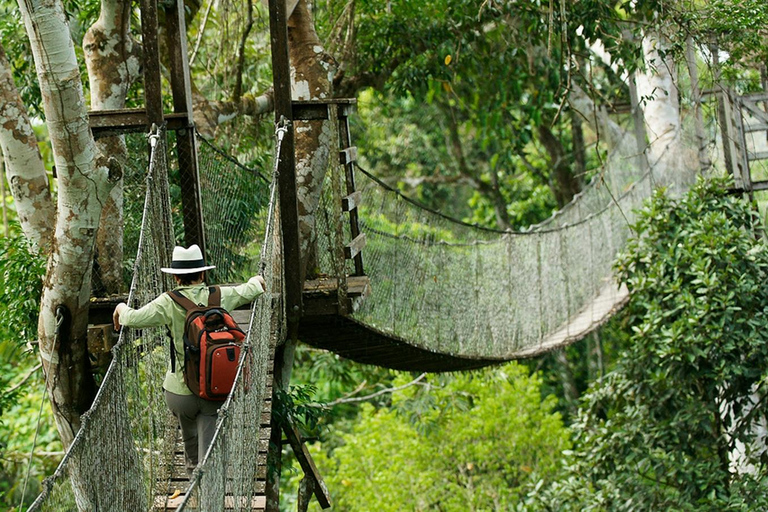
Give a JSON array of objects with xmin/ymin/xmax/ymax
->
[
  {"xmin": 28, "ymin": 125, "xmax": 280, "ymax": 511},
  {"xmin": 313, "ymin": 109, "xmax": 706, "ymax": 362}
]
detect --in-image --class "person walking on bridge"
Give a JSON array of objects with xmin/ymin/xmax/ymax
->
[{"xmin": 112, "ymin": 244, "xmax": 265, "ymax": 475}]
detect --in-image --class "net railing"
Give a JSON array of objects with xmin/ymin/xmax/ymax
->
[
  {"xmin": 28, "ymin": 124, "xmax": 279, "ymax": 511},
  {"xmin": 313, "ymin": 110, "xmax": 707, "ymax": 362}
]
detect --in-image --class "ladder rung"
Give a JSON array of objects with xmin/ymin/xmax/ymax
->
[
  {"xmin": 744, "ymin": 123, "xmax": 768, "ymax": 133},
  {"xmin": 342, "ymin": 191, "xmax": 362, "ymax": 212},
  {"xmin": 344, "ymin": 233, "xmax": 366, "ymax": 260},
  {"xmin": 748, "ymin": 151, "xmax": 768, "ymax": 161},
  {"xmin": 339, "ymin": 146, "xmax": 358, "ymax": 165}
]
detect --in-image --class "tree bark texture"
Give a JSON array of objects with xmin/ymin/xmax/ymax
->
[
  {"xmin": 83, "ymin": 0, "xmax": 140, "ymax": 295},
  {"xmin": 0, "ymin": 42, "xmax": 54, "ymax": 252},
  {"xmin": 538, "ymin": 124, "xmax": 582, "ymax": 208},
  {"xmin": 18, "ymin": 0, "xmax": 119, "ymax": 448},
  {"xmin": 288, "ymin": 0, "xmax": 338, "ymax": 279}
]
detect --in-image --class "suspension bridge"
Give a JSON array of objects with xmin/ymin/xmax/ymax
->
[
  {"xmin": 26, "ymin": 99, "xmax": 713, "ymax": 511},
  {"xmin": 21, "ymin": 0, "xmax": 768, "ymax": 509}
]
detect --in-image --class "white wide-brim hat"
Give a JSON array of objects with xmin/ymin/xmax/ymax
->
[{"xmin": 160, "ymin": 244, "xmax": 216, "ymax": 274}]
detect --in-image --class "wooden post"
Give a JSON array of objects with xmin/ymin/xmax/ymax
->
[
  {"xmin": 712, "ymin": 44, "xmax": 749, "ymax": 191},
  {"xmin": 140, "ymin": 0, "xmax": 163, "ymax": 128},
  {"xmin": 685, "ymin": 37, "xmax": 711, "ymax": 173},
  {"xmin": 338, "ymin": 108, "xmax": 365, "ymax": 276},
  {"xmin": 165, "ymin": 0, "xmax": 206, "ymax": 254},
  {"xmin": 267, "ymin": 0, "xmax": 301, "ymax": 509},
  {"xmin": 268, "ymin": 0, "xmax": 301, "ymax": 332}
]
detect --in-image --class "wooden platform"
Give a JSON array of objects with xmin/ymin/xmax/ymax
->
[{"xmin": 154, "ymin": 309, "xmax": 274, "ymax": 511}]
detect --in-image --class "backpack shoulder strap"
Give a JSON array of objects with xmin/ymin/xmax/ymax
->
[
  {"xmin": 208, "ymin": 286, "xmax": 222, "ymax": 307},
  {"xmin": 167, "ymin": 290, "xmax": 199, "ymax": 312}
]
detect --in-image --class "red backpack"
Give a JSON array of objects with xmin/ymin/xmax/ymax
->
[{"xmin": 168, "ymin": 286, "xmax": 246, "ymax": 401}]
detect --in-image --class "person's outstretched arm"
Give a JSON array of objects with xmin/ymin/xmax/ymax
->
[{"xmin": 113, "ymin": 294, "xmax": 173, "ymax": 331}]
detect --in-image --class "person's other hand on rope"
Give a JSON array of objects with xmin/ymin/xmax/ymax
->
[
  {"xmin": 255, "ymin": 275, "xmax": 266, "ymax": 292},
  {"xmin": 113, "ymin": 302, "xmax": 128, "ymax": 331}
]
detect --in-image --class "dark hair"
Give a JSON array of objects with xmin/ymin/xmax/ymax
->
[{"xmin": 175, "ymin": 271, "xmax": 205, "ymax": 286}]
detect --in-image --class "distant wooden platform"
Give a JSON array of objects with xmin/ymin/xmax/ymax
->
[{"xmin": 302, "ymin": 275, "xmax": 371, "ymax": 316}]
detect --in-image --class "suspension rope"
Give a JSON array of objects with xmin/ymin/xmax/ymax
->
[{"xmin": 355, "ymin": 160, "xmax": 641, "ymax": 238}]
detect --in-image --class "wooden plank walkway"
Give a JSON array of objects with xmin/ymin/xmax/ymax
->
[{"xmin": 154, "ymin": 309, "xmax": 274, "ymax": 511}]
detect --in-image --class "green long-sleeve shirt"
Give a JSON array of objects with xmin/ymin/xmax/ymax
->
[{"xmin": 118, "ymin": 277, "xmax": 264, "ymax": 395}]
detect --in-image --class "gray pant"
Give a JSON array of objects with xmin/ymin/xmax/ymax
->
[{"xmin": 164, "ymin": 390, "xmax": 219, "ymax": 474}]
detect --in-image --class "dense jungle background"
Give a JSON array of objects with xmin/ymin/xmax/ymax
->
[{"xmin": 2, "ymin": 0, "xmax": 768, "ymax": 510}]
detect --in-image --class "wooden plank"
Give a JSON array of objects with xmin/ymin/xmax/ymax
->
[
  {"xmin": 283, "ymin": 420, "xmax": 332, "ymax": 509},
  {"xmin": 750, "ymin": 180, "xmax": 768, "ymax": 191},
  {"xmin": 342, "ymin": 191, "xmax": 362, "ymax": 212},
  {"xmin": 740, "ymin": 98, "xmax": 768, "ymax": 126},
  {"xmin": 344, "ymin": 233, "xmax": 366, "ymax": 260},
  {"xmin": 748, "ymin": 150, "xmax": 768, "ymax": 161},
  {"xmin": 744, "ymin": 122, "xmax": 768, "ymax": 133},
  {"xmin": 304, "ymin": 275, "xmax": 370, "ymax": 295},
  {"xmin": 154, "ymin": 494, "xmax": 266, "ymax": 510},
  {"xmin": 339, "ymin": 146, "xmax": 357, "ymax": 165},
  {"xmin": 293, "ymin": 100, "xmax": 357, "ymax": 121},
  {"xmin": 743, "ymin": 92, "xmax": 768, "ymax": 103},
  {"xmin": 90, "ymin": 109, "xmax": 189, "ymax": 137},
  {"xmin": 164, "ymin": 0, "xmax": 194, "ymax": 117}
]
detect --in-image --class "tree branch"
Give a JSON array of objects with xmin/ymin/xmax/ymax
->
[{"xmin": 312, "ymin": 373, "xmax": 428, "ymax": 408}]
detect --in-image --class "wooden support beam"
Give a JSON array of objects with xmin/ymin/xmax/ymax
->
[
  {"xmin": 292, "ymin": 99, "xmax": 356, "ymax": 121},
  {"xmin": 165, "ymin": 0, "xmax": 206, "ymax": 253},
  {"xmin": 339, "ymin": 146, "xmax": 357, "ymax": 165},
  {"xmin": 89, "ymin": 109, "xmax": 190, "ymax": 138},
  {"xmin": 342, "ymin": 191, "xmax": 362, "ymax": 212},
  {"xmin": 283, "ymin": 419, "xmax": 332, "ymax": 509},
  {"xmin": 344, "ymin": 233, "xmax": 366, "ymax": 260},
  {"xmin": 301, "ymin": 276, "xmax": 370, "ymax": 316},
  {"xmin": 269, "ymin": 0, "xmax": 302, "ymax": 329}
]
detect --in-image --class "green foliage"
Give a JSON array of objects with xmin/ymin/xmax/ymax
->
[
  {"xmin": 309, "ymin": 364, "xmax": 570, "ymax": 511},
  {"xmin": 533, "ymin": 178, "xmax": 768, "ymax": 510},
  {"xmin": 0, "ymin": 233, "xmax": 45, "ymax": 346},
  {"xmin": 0, "ymin": 358, "xmax": 62, "ymax": 510},
  {"xmin": 692, "ymin": 0, "xmax": 768, "ymax": 66},
  {"xmin": 0, "ymin": 232, "xmax": 58, "ymax": 509}
]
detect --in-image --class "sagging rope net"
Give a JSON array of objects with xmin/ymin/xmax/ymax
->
[
  {"xmin": 28, "ymin": 124, "xmax": 281, "ymax": 511},
  {"xmin": 313, "ymin": 107, "xmax": 707, "ymax": 362}
]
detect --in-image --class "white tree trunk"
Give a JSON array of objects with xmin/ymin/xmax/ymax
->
[
  {"xmin": 18, "ymin": 0, "xmax": 118, "ymax": 446},
  {"xmin": 0, "ymin": 42, "xmax": 54, "ymax": 252},
  {"xmin": 636, "ymin": 31, "xmax": 691, "ymax": 182}
]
